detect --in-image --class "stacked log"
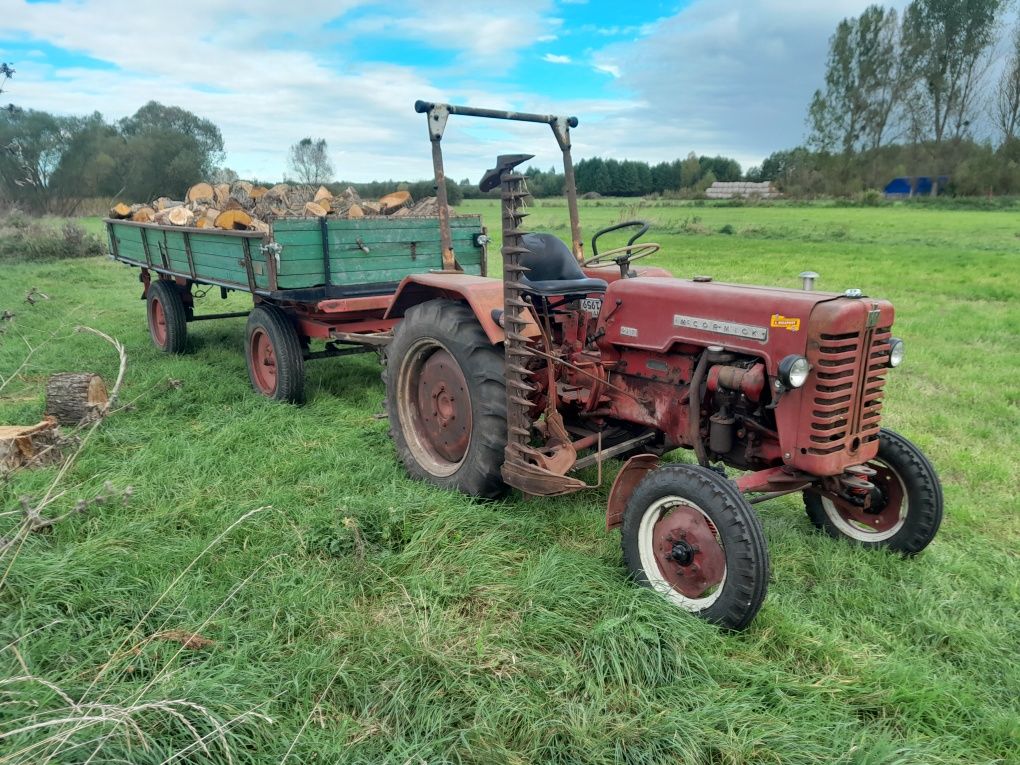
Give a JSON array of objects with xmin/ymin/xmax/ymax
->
[{"xmin": 108, "ymin": 181, "xmax": 450, "ymax": 233}]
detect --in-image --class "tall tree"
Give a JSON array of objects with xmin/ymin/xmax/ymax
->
[
  {"xmin": 118, "ymin": 102, "xmax": 225, "ymax": 198},
  {"xmin": 809, "ymin": 5, "xmax": 903, "ymax": 154},
  {"xmin": 288, "ymin": 138, "xmax": 334, "ymax": 185},
  {"xmin": 0, "ymin": 109, "xmax": 74, "ymax": 211},
  {"xmin": 994, "ymin": 21, "xmax": 1020, "ymax": 143},
  {"xmin": 901, "ymin": 0, "xmax": 1005, "ymax": 144}
]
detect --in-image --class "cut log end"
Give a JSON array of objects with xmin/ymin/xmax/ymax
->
[
  {"xmin": 45, "ymin": 372, "xmax": 109, "ymax": 426},
  {"xmin": 0, "ymin": 418, "xmax": 64, "ymax": 474},
  {"xmin": 214, "ymin": 210, "xmax": 253, "ymax": 230}
]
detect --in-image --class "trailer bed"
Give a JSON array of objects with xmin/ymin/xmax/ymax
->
[{"xmin": 106, "ymin": 214, "xmax": 488, "ymax": 300}]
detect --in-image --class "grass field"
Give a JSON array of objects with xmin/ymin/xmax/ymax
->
[{"xmin": 1, "ymin": 200, "xmax": 1018, "ymax": 764}]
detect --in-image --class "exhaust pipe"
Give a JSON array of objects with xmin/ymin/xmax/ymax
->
[{"xmin": 799, "ymin": 271, "xmax": 819, "ymax": 291}]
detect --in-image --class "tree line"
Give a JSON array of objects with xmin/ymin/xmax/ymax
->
[{"xmin": 1, "ymin": 101, "xmax": 226, "ymax": 214}]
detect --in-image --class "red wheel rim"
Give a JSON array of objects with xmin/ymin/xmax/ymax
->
[
  {"xmin": 250, "ymin": 328, "xmax": 278, "ymax": 395},
  {"xmin": 651, "ymin": 502, "xmax": 726, "ymax": 600},
  {"xmin": 824, "ymin": 462, "xmax": 905, "ymax": 534},
  {"xmin": 149, "ymin": 297, "xmax": 167, "ymax": 347},
  {"xmin": 412, "ymin": 348, "xmax": 472, "ymax": 464}
]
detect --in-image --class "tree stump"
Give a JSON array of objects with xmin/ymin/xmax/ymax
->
[
  {"xmin": 45, "ymin": 373, "xmax": 109, "ymax": 426},
  {"xmin": 0, "ymin": 418, "xmax": 63, "ymax": 474}
]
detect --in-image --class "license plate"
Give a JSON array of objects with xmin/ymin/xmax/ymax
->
[{"xmin": 581, "ymin": 298, "xmax": 603, "ymax": 317}]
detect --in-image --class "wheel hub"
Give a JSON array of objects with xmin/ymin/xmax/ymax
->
[
  {"xmin": 250, "ymin": 329, "xmax": 278, "ymax": 394},
  {"xmin": 415, "ymin": 349, "xmax": 471, "ymax": 464},
  {"xmin": 652, "ymin": 503, "xmax": 726, "ymax": 599},
  {"xmin": 825, "ymin": 463, "xmax": 904, "ymax": 533},
  {"xmin": 150, "ymin": 298, "xmax": 167, "ymax": 346}
]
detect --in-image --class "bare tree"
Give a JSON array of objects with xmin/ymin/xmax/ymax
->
[
  {"xmin": 901, "ymin": 0, "xmax": 1005, "ymax": 144},
  {"xmin": 287, "ymin": 137, "xmax": 334, "ymax": 185},
  {"xmin": 995, "ymin": 22, "xmax": 1020, "ymax": 142}
]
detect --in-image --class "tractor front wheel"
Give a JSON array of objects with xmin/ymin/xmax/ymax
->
[
  {"xmin": 804, "ymin": 428, "xmax": 942, "ymax": 554},
  {"xmin": 621, "ymin": 464, "xmax": 770, "ymax": 630},
  {"xmin": 147, "ymin": 280, "xmax": 188, "ymax": 354},
  {"xmin": 384, "ymin": 299, "xmax": 507, "ymax": 498},
  {"xmin": 244, "ymin": 304, "xmax": 305, "ymax": 403}
]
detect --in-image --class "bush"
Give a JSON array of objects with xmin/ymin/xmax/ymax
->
[{"xmin": 0, "ymin": 211, "xmax": 105, "ymax": 262}]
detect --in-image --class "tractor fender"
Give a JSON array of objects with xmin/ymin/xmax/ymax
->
[
  {"xmin": 606, "ymin": 453, "xmax": 661, "ymax": 530},
  {"xmin": 385, "ymin": 273, "xmax": 539, "ymax": 345}
]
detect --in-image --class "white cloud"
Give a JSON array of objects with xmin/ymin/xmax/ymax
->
[
  {"xmin": 0, "ymin": 0, "xmax": 923, "ymax": 180},
  {"xmin": 584, "ymin": 0, "xmax": 911, "ymax": 167}
]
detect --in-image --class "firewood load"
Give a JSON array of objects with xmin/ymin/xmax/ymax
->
[
  {"xmin": 45, "ymin": 372, "xmax": 109, "ymax": 426},
  {"xmin": 108, "ymin": 181, "xmax": 451, "ymax": 233}
]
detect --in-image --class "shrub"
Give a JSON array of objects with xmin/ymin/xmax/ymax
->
[
  {"xmin": 0, "ymin": 211, "xmax": 105, "ymax": 262},
  {"xmin": 718, "ymin": 223, "xmax": 735, "ymax": 235}
]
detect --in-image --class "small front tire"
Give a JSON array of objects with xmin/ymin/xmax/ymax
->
[
  {"xmin": 621, "ymin": 464, "xmax": 770, "ymax": 630},
  {"xmin": 804, "ymin": 428, "xmax": 942, "ymax": 554}
]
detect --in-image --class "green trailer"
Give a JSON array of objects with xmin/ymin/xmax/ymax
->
[{"xmin": 105, "ymin": 213, "xmax": 490, "ymax": 402}]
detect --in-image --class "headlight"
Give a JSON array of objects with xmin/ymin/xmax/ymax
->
[
  {"xmin": 888, "ymin": 337, "xmax": 904, "ymax": 368},
  {"xmin": 778, "ymin": 355, "xmax": 810, "ymax": 388}
]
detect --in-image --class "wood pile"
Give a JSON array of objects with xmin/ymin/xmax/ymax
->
[{"xmin": 108, "ymin": 181, "xmax": 449, "ymax": 233}]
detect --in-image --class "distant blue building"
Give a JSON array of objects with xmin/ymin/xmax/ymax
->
[{"xmin": 884, "ymin": 176, "xmax": 950, "ymax": 198}]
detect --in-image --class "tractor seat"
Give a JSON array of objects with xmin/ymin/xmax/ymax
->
[{"xmin": 519, "ymin": 233, "xmax": 608, "ymax": 296}]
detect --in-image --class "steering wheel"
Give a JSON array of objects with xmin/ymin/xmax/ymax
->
[
  {"xmin": 583, "ymin": 220, "xmax": 661, "ymax": 272},
  {"xmin": 583, "ymin": 242, "xmax": 660, "ymax": 268}
]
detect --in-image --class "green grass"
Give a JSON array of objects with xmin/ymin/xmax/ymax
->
[{"xmin": 1, "ymin": 200, "xmax": 1018, "ymax": 763}]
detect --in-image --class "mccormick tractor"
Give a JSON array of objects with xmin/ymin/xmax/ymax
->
[
  {"xmin": 111, "ymin": 101, "xmax": 943, "ymax": 630},
  {"xmin": 381, "ymin": 102, "xmax": 942, "ymax": 629}
]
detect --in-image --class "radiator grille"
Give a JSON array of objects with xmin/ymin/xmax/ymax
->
[{"xmin": 807, "ymin": 326, "xmax": 891, "ymax": 455}]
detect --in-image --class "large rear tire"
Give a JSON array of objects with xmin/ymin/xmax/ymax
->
[
  {"xmin": 147, "ymin": 280, "xmax": 188, "ymax": 354},
  {"xmin": 621, "ymin": 464, "xmax": 770, "ymax": 630},
  {"xmin": 383, "ymin": 299, "xmax": 507, "ymax": 498},
  {"xmin": 804, "ymin": 428, "xmax": 942, "ymax": 554},
  {"xmin": 244, "ymin": 304, "xmax": 305, "ymax": 404}
]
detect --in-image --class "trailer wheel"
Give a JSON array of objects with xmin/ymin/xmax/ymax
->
[
  {"xmin": 804, "ymin": 428, "xmax": 942, "ymax": 554},
  {"xmin": 147, "ymin": 280, "xmax": 187, "ymax": 354},
  {"xmin": 384, "ymin": 299, "xmax": 507, "ymax": 498},
  {"xmin": 245, "ymin": 304, "xmax": 305, "ymax": 404},
  {"xmin": 621, "ymin": 464, "xmax": 770, "ymax": 630}
]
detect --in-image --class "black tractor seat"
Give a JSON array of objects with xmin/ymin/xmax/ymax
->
[{"xmin": 519, "ymin": 233, "xmax": 608, "ymax": 297}]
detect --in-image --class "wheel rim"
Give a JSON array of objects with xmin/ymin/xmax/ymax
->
[
  {"xmin": 397, "ymin": 338, "xmax": 472, "ymax": 477},
  {"xmin": 149, "ymin": 297, "xmax": 167, "ymax": 347},
  {"xmin": 638, "ymin": 496, "xmax": 727, "ymax": 610},
  {"xmin": 249, "ymin": 328, "xmax": 278, "ymax": 395},
  {"xmin": 820, "ymin": 461, "xmax": 907, "ymax": 541}
]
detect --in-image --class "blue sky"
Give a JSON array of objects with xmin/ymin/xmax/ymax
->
[{"xmin": 1, "ymin": 0, "xmax": 911, "ymax": 182}]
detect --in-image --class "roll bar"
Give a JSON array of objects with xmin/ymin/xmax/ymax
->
[{"xmin": 413, "ymin": 100, "xmax": 585, "ymax": 269}]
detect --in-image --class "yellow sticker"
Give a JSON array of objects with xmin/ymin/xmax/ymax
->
[{"xmin": 770, "ymin": 314, "xmax": 801, "ymax": 332}]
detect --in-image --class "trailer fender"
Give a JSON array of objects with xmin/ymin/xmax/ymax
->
[{"xmin": 385, "ymin": 273, "xmax": 538, "ymax": 345}]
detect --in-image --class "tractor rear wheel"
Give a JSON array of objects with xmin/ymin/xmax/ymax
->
[
  {"xmin": 621, "ymin": 464, "xmax": 770, "ymax": 630},
  {"xmin": 804, "ymin": 428, "xmax": 942, "ymax": 554},
  {"xmin": 384, "ymin": 299, "xmax": 507, "ymax": 498},
  {"xmin": 244, "ymin": 304, "xmax": 305, "ymax": 403},
  {"xmin": 147, "ymin": 280, "xmax": 188, "ymax": 354}
]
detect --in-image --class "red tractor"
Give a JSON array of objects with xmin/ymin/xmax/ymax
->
[{"xmin": 382, "ymin": 102, "xmax": 943, "ymax": 629}]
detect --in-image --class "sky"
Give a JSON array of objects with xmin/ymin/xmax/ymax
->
[{"xmin": 1, "ymin": 0, "xmax": 913, "ymax": 183}]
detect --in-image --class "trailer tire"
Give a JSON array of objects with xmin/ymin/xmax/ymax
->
[
  {"xmin": 245, "ymin": 304, "xmax": 305, "ymax": 404},
  {"xmin": 147, "ymin": 280, "xmax": 188, "ymax": 354},
  {"xmin": 804, "ymin": 428, "xmax": 942, "ymax": 554},
  {"xmin": 384, "ymin": 299, "xmax": 507, "ymax": 498},
  {"xmin": 621, "ymin": 464, "xmax": 770, "ymax": 630}
]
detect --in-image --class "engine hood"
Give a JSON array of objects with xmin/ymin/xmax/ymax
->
[{"xmin": 597, "ymin": 276, "xmax": 893, "ymax": 373}]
